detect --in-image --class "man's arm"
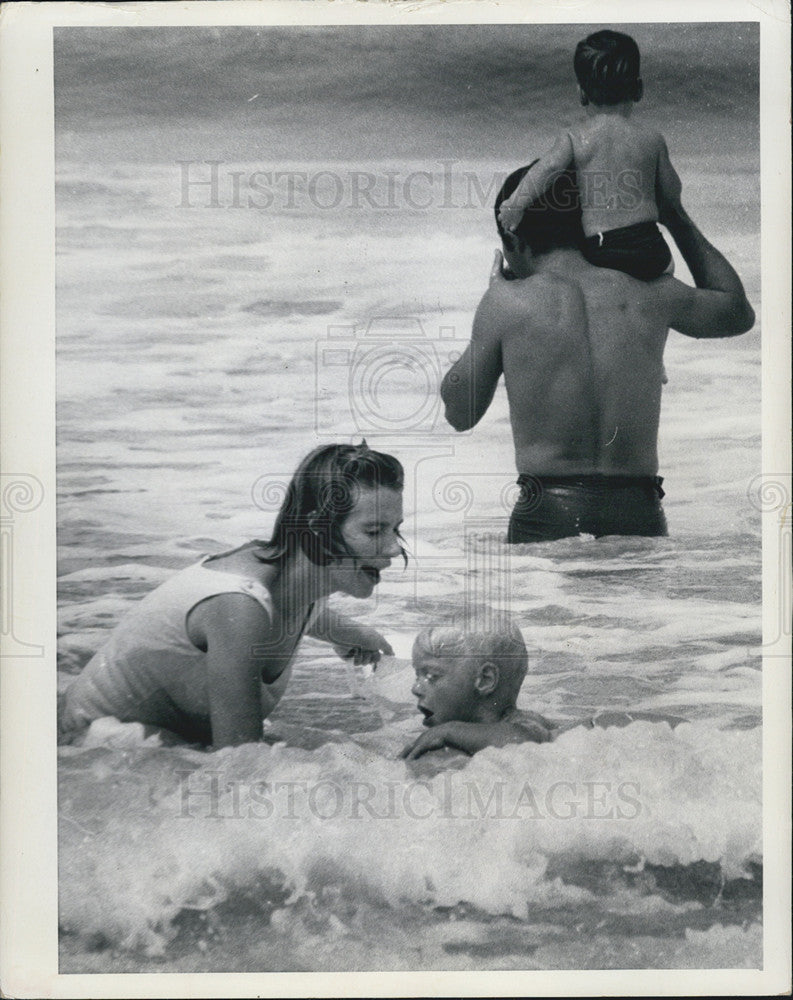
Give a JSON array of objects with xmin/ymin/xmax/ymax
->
[
  {"xmin": 440, "ymin": 252, "xmax": 508, "ymax": 431},
  {"xmin": 655, "ymin": 136, "xmax": 683, "ymax": 220},
  {"xmin": 656, "ymin": 168, "xmax": 755, "ymax": 337}
]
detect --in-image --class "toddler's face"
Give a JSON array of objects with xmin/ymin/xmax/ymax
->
[{"xmin": 410, "ymin": 651, "xmax": 478, "ymax": 727}]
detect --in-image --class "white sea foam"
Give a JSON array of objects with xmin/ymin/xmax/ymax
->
[{"xmin": 58, "ymin": 720, "xmax": 760, "ymax": 956}]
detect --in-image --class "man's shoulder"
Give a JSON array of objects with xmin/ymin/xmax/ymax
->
[
  {"xmin": 481, "ymin": 272, "xmax": 581, "ymax": 330},
  {"xmin": 488, "ymin": 270, "xmax": 579, "ymax": 303}
]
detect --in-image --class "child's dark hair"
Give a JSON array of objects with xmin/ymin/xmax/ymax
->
[
  {"xmin": 256, "ymin": 442, "xmax": 406, "ymax": 566},
  {"xmin": 574, "ymin": 29, "xmax": 641, "ymax": 106},
  {"xmin": 494, "ymin": 163, "xmax": 581, "ymax": 255}
]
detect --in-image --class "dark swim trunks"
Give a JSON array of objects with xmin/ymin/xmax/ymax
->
[
  {"xmin": 582, "ymin": 221, "xmax": 672, "ymax": 281},
  {"xmin": 508, "ymin": 473, "xmax": 667, "ymax": 543}
]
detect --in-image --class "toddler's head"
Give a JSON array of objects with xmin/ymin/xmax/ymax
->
[
  {"xmin": 574, "ymin": 29, "xmax": 642, "ymax": 106},
  {"xmin": 411, "ymin": 617, "xmax": 528, "ymax": 727}
]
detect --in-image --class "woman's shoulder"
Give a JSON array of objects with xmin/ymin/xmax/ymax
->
[
  {"xmin": 200, "ymin": 540, "xmax": 262, "ymax": 572},
  {"xmin": 185, "ymin": 549, "xmax": 276, "ymax": 616}
]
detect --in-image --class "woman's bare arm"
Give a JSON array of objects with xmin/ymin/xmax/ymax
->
[
  {"xmin": 307, "ymin": 607, "xmax": 394, "ymax": 665},
  {"xmin": 194, "ymin": 593, "xmax": 274, "ymax": 748}
]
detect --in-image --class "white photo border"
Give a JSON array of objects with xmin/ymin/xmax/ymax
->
[{"xmin": 0, "ymin": 0, "xmax": 789, "ymax": 996}]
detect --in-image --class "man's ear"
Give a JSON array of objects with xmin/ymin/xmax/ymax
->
[
  {"xmin": 634, "ymin": 78, "xmax": 643, "ymax": 103},
  {"xmin": 475, "ymin": 661, "xmax": 499, "ymax": 697}
]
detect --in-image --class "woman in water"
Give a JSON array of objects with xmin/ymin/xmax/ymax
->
[{"xmin": 59, "ymin": 443, "xmax": 405, "ymax": 749}]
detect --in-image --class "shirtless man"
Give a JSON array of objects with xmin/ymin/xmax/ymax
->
[{"xmin": 441, "ymin": 164, "xmax": 755, "ymax": 542}]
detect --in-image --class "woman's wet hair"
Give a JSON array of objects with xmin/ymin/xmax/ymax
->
[
  {"xmin": 256, "ymin": 442, "xmax": 406, "ymax": 566},
  {"xmin": 574, "ymin": 29, "xmax": 641, "ymax": 106},
  {"xmin": 494, "ymin": 163, "xmax": 582, "ymax": 255}
]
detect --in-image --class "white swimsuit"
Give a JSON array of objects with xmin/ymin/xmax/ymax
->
[{"xmin": 59, "ymin": 557, "xmax": 318, "ymax": 743}]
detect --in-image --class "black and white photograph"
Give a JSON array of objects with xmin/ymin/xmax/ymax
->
[{"xmin": 0, "ymin": 0, "xmax": 790, "ymax": 995}]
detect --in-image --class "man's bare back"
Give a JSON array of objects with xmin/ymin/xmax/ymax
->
[
  {"xmin": 489, "ymin": 253, "xmax": 668, "ymax": 477},
  {"xmin": 442, "ymin": 179, "xmax": 754, "ymax": 541}
]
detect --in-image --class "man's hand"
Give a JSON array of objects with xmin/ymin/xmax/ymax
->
[{"xmin": 333, "ymin": 626, "xmax": 393, "ymax": 666}]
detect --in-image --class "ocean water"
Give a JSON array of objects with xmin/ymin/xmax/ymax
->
[{"xmin": 55, "ymin": 150, "xmax": 762, "ymax": 972}]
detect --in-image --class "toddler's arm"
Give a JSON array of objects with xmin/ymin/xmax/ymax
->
[
  {"xmin": 400, "ymin": 717, "xmax": 552, "ymax": 760},
  {"xmin": 498, "ymin": 132, "xmax": 574, "ymax": 232}
]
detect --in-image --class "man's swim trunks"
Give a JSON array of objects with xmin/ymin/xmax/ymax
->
[
  {"xmin": 582, "ymin": 221, "xmax": 672, "ymax": 281},
  {"xmin": 508, "ymin": 473, "xmax": 667, "ymax": 543}
]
